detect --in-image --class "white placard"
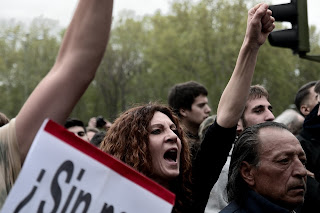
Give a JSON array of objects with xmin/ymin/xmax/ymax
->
[{"xmin": 1, "ymin": 119, "xmax": 175, "ymax": 213}]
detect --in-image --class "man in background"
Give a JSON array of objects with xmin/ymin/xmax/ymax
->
[
  {"xmin": 168, "ymin": 81, "xmax": 211, "ymax": 158},
  {"xmin": 205, "ymin": 84, "xmax": 275, "ymax": 213},
  {"xmin": 295, "ymin": 80, "xmax": 320, "ymax": 212},
  {"xmin": 64, "ymin": 118, "xmax": 89, "ymax": 142}
]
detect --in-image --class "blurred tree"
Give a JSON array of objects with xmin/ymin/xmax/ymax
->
[
  {"xmin": 142, "ymin": 0, "xmax": 257, "ymax": 112},
  {"xmin": 0, "ymin": 0, "xmax": 319, "ymax": 122},
  {"xmin": 0, "ymin": 18, "xmax": 60, "ymax": 118},
  {"xmin": 76, "ymin": 13, "xmax": 149, "ymax": 122}
]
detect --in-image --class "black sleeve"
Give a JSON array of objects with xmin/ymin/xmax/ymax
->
[{"xmin": 190, "ymin": 118, "xmax": 236, "ymax": 212}]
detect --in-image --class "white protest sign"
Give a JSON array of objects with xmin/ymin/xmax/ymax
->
[{"xmin": 1, "ymin": 119, "xmax": 175, "ymax": 213}]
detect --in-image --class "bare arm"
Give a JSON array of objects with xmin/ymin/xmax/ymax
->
[
  {"xmin": 16, "ymin": 0, "xmax": 114, "ymax": 162},
  {"xmin": 217, "ymin": 3, "xmax": 275, "ymax": 128},
  {"xmin": 191, "ymin": 4, "xmax": 274, "ymax": 211}
]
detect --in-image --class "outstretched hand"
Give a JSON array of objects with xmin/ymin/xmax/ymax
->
[{"xmin": 245, "ymin": 3, "xmax": 275, "ymax": 47}]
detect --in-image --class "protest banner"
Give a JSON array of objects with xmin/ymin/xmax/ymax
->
[{"xmin": 1, "ymin": 119, "xmax": 175, "ymax": 213}]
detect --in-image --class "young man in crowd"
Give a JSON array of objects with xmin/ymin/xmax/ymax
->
[
  {"xmin": 168, "ymin": 81, "xmax": 211, "ymax": 158},
  {"xmin": 64, "ymin": 118, "xmax": 89, "ymax": 142},
  {"xmin": 294, "ymin": 81, "xmax": 318, "ymax": 117},
  {"xmin": 205, "ymin": 84, "xmax": 275, "ymax": 213},
  {"xmin": 191, "ymin": 3, "xmax": 275, "ymax": 211},
  {"xmin": 294, "ymin": 80, "xmax": 320, "ymax": 212}
]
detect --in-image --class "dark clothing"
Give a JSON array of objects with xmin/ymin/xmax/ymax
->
[
  {"xmin": 185, "ymin": 130, "xmax": 201, "ymax": 163},
  {"xmin": 297, "ymin": 176, "xmax": 320, "ymax": 212},
  {"xmin": 296, "ymin": 103, "xmax": 320, "ymax": 212},
  {"xmin": 190, "ymin": 119, "xmax": 236, "ymax": 212},
  {"xmin": 220, "ymin": 190, "xmax": 294, "ymax": 213},
  {"xmin": 297, "ymin": 103, "xmax": 320, "ymax": 180}
]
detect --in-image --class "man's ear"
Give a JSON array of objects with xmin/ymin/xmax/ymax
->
[
  {"xmin": 179, "ymin": 108, "xmax": 187, "ymax": 117},
  {"xmin": 237, "ymin": 119, "xmax": 244, "ymax": 134},
  {"xmin": 300, "ymin": 104, "xmax": 311, "ymax": 117},
  {"xmin": 240, "ymin": 161, "xmax": 255, "ymax": 186}
]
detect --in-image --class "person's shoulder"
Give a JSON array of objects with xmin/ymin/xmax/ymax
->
[
  {"xmin": 0, "ymin": 118, "xmax": 18, "ymax": 148},
  {"xmin": 219, "ymin": 201, "xmax": 243, "ymax": 213},
  {"xmin": 206, "ymin": 118, "xmax": 237, "ymax": 135},
  {"xmin": 296, "ymin": 130, "xmax": 313, "ymax": 144},
  {"xmin": 0, "ymin": 118, "xmax": 16, "ymax": 137}
]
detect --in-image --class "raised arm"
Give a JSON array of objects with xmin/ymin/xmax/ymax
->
[
  {"xmin": 15, "ymin": 0, "xmax": 114, "ymax": 162},
  {"xmin": 190, "ymin": 4, "xmax": 275, "ymax": 211},
  {"xmin": 216, "ymin": 3, "xmax": 274, "ymax": 128}
]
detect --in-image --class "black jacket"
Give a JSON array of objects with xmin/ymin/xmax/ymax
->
[
  {"xmin": 296, "ymin": 103, "xmax": 320, "ymax": 212},
  {"xmin": 220, "ymin": 190, "xmax": 293, "ymax": 213},
  {"xmin": 190, "ymin": 119, "xmax": 236, "ymax": 212}
]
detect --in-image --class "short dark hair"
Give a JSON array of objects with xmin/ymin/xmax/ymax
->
[
  {"xmin": 227, "ymin": 121, "xmax": 289, "ymax": 206},
  {"xmin": 247, "ymin": 84, "xmax": 269, "ymax": 102},
  {"xmin": 64, "ymin": 118, "xmax": 86, "ymax": 132},
  {"xmin": 90, "ymin": 131, "xmax": 106, "ymax": 147},
  {"xmin": 314, "ymin": 80, "xmax": 320, "ymax": 94},
  {"xmin": 240, "ymin": 85, "xmax": 270, "ymax": 125},
  {"xmin": 168, "ymin": 81, "xmax": 208, "ymax": 117},
  {"xmin": 294, "ymin": 81, "xmax": 317, "ymax": 115}
]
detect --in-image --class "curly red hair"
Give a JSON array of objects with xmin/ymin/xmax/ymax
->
[{"xmin": 100, "ymin": 103, "xmax": 192, "ymax": 213}]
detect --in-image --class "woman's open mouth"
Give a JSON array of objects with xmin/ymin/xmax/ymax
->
[{"xmin": 164, "ymin": 148, "xmax": 178, "ymax": 162}]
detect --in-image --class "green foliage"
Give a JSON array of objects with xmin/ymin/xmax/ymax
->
[
  {"xmin": 0, "ymin": 18, "xmax": 60, "ymax": 118},
  {"xmin": 0, "ymin": 0, "xmax": 319, "ymax": 123}
]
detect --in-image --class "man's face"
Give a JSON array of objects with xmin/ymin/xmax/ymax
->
[
  {"xmin": 250, "ymin": 128, "xmax": 307, "ymax": 210},
  {"xmin": 67, "ymin": 126, "xmax": 89, "ymax": 142},
  {"xmin": 301, "ymin": 86, "xmax": 319, "ymax": 116},
  {"xmin": 183, "ymin": 94, "xmax": 211, "ymax": 127},
  {"xmin": 241, "ymin": 96, "xmax": 275, "ymax": 129}
]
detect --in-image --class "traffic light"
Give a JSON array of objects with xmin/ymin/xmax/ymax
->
[{"xmin": 268, "ymin": 0, "xmax": 310, "ymax": 55}]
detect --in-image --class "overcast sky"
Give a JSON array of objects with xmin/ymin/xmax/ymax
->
[{"xmin": 0, "ymin": 0, "xmax": 319, "ymax": 30}]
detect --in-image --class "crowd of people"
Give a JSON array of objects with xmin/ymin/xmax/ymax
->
[{"xmin": 0, "ymin": 1, "xmax": 319, "ymax": 213}]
